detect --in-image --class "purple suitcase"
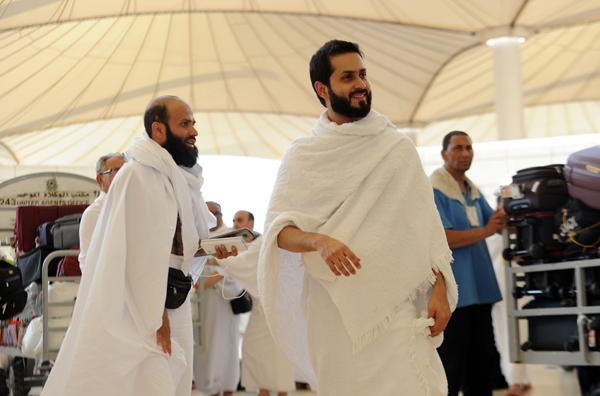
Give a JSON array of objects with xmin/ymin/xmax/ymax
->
[{"xmin": 565, "ymin": 146, "xmax": 600, "ymax": 210}]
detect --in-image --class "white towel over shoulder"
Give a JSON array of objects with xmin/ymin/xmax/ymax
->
[{"xmin": 257, "ymin": 110, "xmax": 457, "ymax": 385}]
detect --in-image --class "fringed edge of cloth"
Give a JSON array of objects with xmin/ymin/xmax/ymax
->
[{"xmin": 351, "ymin": 250, "xmax": 456, "ymax": 354}]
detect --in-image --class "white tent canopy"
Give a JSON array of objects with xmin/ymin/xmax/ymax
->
[{"xmin": 0, "ymin": 0, "xmax": 599, "ymax": 166}]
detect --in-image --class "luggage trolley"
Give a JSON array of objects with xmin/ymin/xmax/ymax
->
[
  {"xmin": 41, "ymin": 250, "xmax": 80, "ymax": 363},
  {"xmin": 505, "ymin": 257, "xmax": 600, "ymax": 367},
  {"xmin": 6, "ymin": 251, "xmax": 206, "ymax": 395},
  {"xmin": 0, "ymin": 250, "xmax": 80, "ymax": 396}
]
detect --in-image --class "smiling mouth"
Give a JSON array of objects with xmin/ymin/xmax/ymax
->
[{"xmin": 185, "ymin": 139, "xmax": 196, "ymax": 147}]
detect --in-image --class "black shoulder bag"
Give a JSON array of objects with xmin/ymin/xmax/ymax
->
[
  {"xmin": 165, "ymin": 268, "xmax": 193, "ymax": 309},
  {"xmin": 230, "ymin": 290, "xmax": 253, "ymax": 315}
]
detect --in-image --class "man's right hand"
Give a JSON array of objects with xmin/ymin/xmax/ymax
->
[
  {"xmin": 156, "ymin": 309, "xmax": 171, "ymax": 355},
  {"xmin": 313, "ymin": 235, "xmax": 361, "ymax": 277}
]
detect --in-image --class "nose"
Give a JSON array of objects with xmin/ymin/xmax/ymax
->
[
  {"xmin": 190, "ymin": 126, "xmax": 198, "ymax": 137},
  {"xmin": 355, "ymin": 78, "xmax": 367, "ymax": 90}
]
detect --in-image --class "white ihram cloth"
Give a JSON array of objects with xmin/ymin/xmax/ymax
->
[
  {"xmin": 193, "ymin": 225, "xmax": 241, "ymax": 394},
  {"xmin": 41, "ymin": 134, "xmax": 198, "ymax": 396},
  {"xmin": 193, "ymin": 268, "xmax": 242, "ymax": 394},
  {"xmin": 167, "ymin": 163, "xmax": 214, "ymax": 396},
  {"xmin": 78, "ymin": 192, "xmax": 105, "ymax": 272},
  {"xmin": 242, "ymin": 300, "xmax": 295, "ymax": 392},
  {"xmin": 179, "ymin": 163, "xmax": 215, "ymax": 282},
  {"xmin": 218, "ymin": 239, "xmax": 295, "ymax": 392},
  {"xmin": 257, "ymin": 110, "xmax": 458, "ymax": 392}
]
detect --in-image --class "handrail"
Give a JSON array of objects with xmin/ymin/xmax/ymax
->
[{"xmin": 41, "ymin": 250, "xmax": 80, "ymax": 362}]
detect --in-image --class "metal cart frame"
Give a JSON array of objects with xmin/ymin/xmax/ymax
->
[
  {"xmin": 41, "ymin": 249, "xmax": 80, "ymax": 362},
  {"xmin": 505, "ymin": 257, "xmax": 600, "ymax": 366}
]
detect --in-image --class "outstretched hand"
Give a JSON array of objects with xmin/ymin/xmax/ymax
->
[{"xmin": 313, "ymin": 235, "xmax": 361, "ymax": 277}]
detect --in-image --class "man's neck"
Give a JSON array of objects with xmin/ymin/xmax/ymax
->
[{"xmin": 444, "ymin": 165, "xmax": 467, "ymax": 191}]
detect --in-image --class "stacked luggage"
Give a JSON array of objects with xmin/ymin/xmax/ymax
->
[
  {"xmin": 15, "ymin": 205, "xmax": 87, "ymax": 285},
  {"xmin": 502, "ymin": 164, "xmax": 570, "ymax": 263},
  {"xmin": 0, "ymin": 205, "xmax": 87, "ymax": 395},
  {"xmin": 504, "ymin": 146, "xmax": 600, "ymax": 361},
  {"xmin": 503, "ymin": 146, "xmax": 600, "ymax": 264}
]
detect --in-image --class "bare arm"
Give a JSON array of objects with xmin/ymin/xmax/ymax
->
[
  {"xmin": 277, "ymin": 225, "xmax": 322, "ymax": 252},
  {"xmin": 277, "ymin": 225, "xmax": 361, "ymax": 277},
  {"xmin": 203, "ymin": 274, "xmax": 224, "ymax": 289},
  {"xmin": 444, "ymin": 208, "xmax": 506, "ymax": 249},
  {"xmin": 445, "ymin": 228, "xmax": 492, "ymax": 249}
]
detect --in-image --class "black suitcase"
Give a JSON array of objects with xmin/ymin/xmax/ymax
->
[
  {"xmin": 16, "ymin": 246, "xmax": 58, "ymax": 286},
  {"xmin": 515, "ymin": 270, "xmax": 574, "ymax": 301},
  {"xmin": 51, "ymin": 213, "xmax": 82, "ymax": 249},
  {"xmin": 0, "ymin": 260, "xmax": 28, "ymax": 320},
  {"xmin": 523, "ymin": 299, "xmax": 599, "ymax": 352},
  {"xmin": 565, "ymin": 145, "xmax": 600, "ymax": 211},
  {"xmin": 503, "ymin": 211, "xmax": 565, "ymax": 263},
  {"xmin": 36, "ymin": 221, "xmax": 54, "ymax": 248},
  {"xmin": 504, "ymin": 165, "xmax": 569, "ymax": 215}
]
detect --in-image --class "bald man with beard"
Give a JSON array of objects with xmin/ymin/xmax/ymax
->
[{"xmin": 42, "ymin": 96, "xmax": 235, "ymax": 396}]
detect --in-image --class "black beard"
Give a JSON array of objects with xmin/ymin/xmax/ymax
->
[
  {"xmin": 164, "ymin": 125, "xmax": 198, "ymax": 167},
  {"xmin": 328, "ymin": 87, "xmax": 372, "ymax": 119}
]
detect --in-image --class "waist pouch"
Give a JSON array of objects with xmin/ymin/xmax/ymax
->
[
  {"xmin": 165, "ymin": 268, "xmax": 192, "ymax": 309},
  {"xmin": 230, "ymin": 290, "xmax": 253, "ymax": 315}
]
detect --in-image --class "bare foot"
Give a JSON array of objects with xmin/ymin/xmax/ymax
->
[{"xmin": 507, "ymin": 383, "xmax": 532, "ymax": 396}]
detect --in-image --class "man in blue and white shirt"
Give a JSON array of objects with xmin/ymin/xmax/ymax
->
[{"xmin": 430, "ymin": 130, "xmax": 506, "ymax": 396}]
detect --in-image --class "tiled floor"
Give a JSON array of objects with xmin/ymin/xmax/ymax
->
[
  {"xmin": 29, "ymin": 364, "xmax": 583, "ymax": 395},
  {"xmin": 192, "ymin": 364, "xmax": 583, "ymax": 396}
]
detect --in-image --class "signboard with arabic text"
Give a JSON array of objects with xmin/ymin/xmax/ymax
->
[{"xmin": 0, "ymin": 173, "xmax": 99, "ymax": 244}]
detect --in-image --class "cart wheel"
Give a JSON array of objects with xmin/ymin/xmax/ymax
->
[{"xmin": 8, "ymin": 358, "xmax": 32, "ymax": 396}]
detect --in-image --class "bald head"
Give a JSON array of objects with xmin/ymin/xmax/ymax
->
[
  {"xmin": 143, "ymin": 95, "xmax": 199, "ymax": 167},
  {"xmin": 144, "ymin": 95, "xmax": 185, "ymax": 139},
  {"xmin": 233, "ymin": 210, "xmax": 254, "ymax": 231}
]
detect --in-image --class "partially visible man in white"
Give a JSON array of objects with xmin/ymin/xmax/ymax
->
[
  {"xmin": 78, "ymin": 153, "xmax": 125, "ymax": 272},
  {"xmin": 226, "ymin": 209, "xmax": 294, "ymax": 396},
  {"xmin": 194, "ymin": 202, "xmax": 242, "ymax": 396},
  {"xmin": 41, "ymin": 96, "xmax": 235, "ymax": 396},
  {"xmin": 233, "ymin": 210, "xmax": 261, "ymax": 239},
  {"xmin": 207, "ymin": 201, "xmax": 230, "ymax": 235}
]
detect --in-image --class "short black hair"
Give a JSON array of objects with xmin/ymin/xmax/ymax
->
[
  {"xmin": 442, "ymin": 130, "xmax": 470, "ymax": 151},
  {"xmin": 143, "ymin": 103, "xmax": 169, "ymax": 137},
  {"xmin": 247, "ymin": 211, "xmax": 254, "ymax": 222},
  {"xmin": 309, "ymin": 40, "xmax": 363, "ymax": 107}
]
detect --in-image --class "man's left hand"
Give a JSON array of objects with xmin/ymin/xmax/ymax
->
[
  {"xmin": 213, "ymin": 244, "xmax": 238, "ymax": 259},
  {"xmin": 428, "ymin": 274, "xmax": 452, "ymax": 337}
]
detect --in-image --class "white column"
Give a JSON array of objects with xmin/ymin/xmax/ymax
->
[{"xmin": 488, "ymin": 37, "xmax": 525, "ymax": 140}]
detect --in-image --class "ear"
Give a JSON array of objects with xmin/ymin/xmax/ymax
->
[
  {"xmin": 95, "ymin": 174, "xmax": 103, "ymax": 186},
  {"xmin": 314, "ymin": 81, "xmax": 329, "ymax": 104},
  {"xmin": 441, "ymin": 149, "xmax": 448, "ymax": 161},
  {"xmin": 151, "ymin": 121, "xmax": 167, "ymax": 145}
]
